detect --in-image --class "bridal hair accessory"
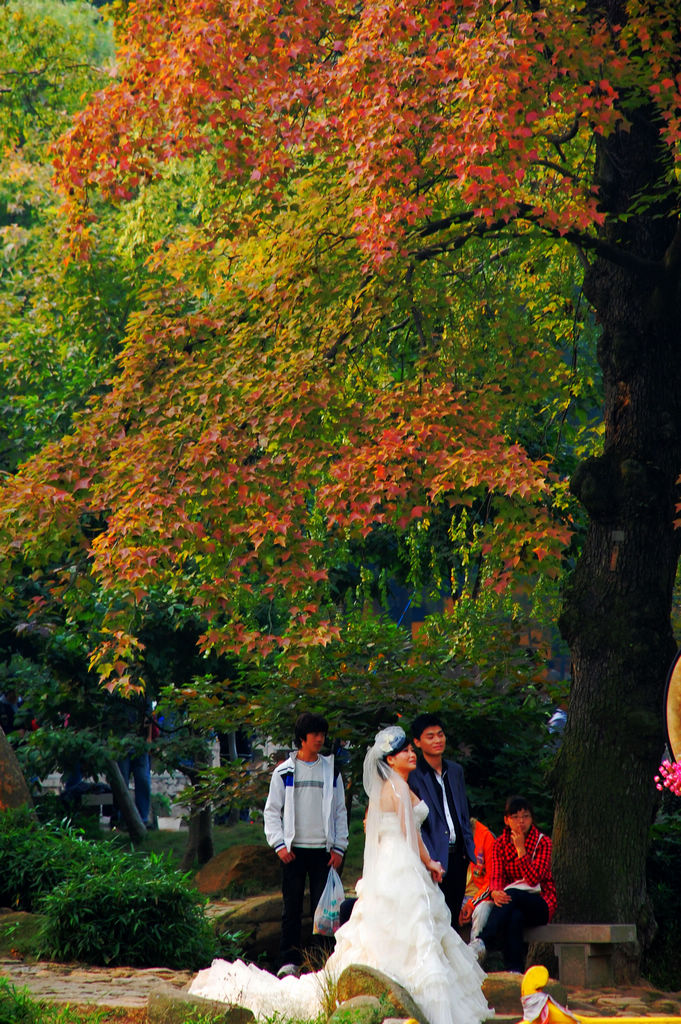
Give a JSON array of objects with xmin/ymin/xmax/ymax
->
[
  {"xmin": 377, "ymin": 725, "xmax": 408, "ymax": 758},
  {"xmin": 363, "ymin": 725, "xmax": 409, "ymax": 798}
]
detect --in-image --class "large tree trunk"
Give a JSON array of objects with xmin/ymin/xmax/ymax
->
[
  {"xmin": 556, "ymin": 88, "xmax": 681, "ymax": 980},
  {"xmin": 0, "ymin": 727, "xmax": 34, "ymax": 811}
]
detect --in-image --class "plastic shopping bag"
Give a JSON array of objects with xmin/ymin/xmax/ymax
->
[{"xmin": 313, "ymin": 866, "xmax": 345, "ymax": 935}]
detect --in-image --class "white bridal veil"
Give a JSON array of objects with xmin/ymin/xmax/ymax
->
[{"xmin": 362, "ymin": 725, "xmax": 420, "ymax": 882}]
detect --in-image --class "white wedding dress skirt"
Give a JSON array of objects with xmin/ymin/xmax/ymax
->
[{"xmin": 189, "ymin": 802, "xmax": 491, "ymax": 1024}]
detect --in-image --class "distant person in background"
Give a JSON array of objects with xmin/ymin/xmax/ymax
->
[
  {"xmin": 108, "ymin": 688, "xmax": 155, "ymax": 828},
  {"xmin": 0, "ymin": 689, "xmax": 34, "ymax": 737},
  {"xmin": 217, "ymin": 728, "xmax": 254, "ymax": 823},
  {"xmin": 547, "ymin": 706, "xmax": 567, "ymax": 735},
  {"xmin": 0, "ymin": 690, "xmax": 19, "ymax": 734},
  {"xmin": 470, "ymin": 794, "xmax": 556, "ymax": 973}
]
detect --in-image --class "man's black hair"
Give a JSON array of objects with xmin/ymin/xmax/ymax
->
[
  {"xmin": 294, "ymin": 711, "xmax": 329, "ymax": 748},
  {"xmin": 504, "ymin": 794, "xmax": 533, "ymax": 817},
  {"xmin": 411, "ymin": 712, "xmax": 446, "ymax": 741}
]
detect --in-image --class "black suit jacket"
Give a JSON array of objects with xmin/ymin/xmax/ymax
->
[{"xmin": 409, "ymin": 757, "xmax": 475, "ymax": 869}]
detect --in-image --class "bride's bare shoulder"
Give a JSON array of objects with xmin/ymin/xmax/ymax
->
[{"xmin": 379, "ymin": 780, "xmax": 400, "ymax": 811}]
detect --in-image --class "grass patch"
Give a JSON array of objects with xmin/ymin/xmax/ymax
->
[
  {"xmin": 100, "ymin": 810, "xmax": 365, "ymax": 890},
  {"xmin": 0, "ymin": 978, "xmax": 140, "ymax": 1024},
  {"xmin": 107, "ymin": 819, "xmax": 268, "ymax": 867}
]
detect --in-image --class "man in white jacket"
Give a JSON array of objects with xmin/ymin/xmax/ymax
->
[{"xmin": 264, "ymin": 711, "xmax": 349, "ymax": 977}]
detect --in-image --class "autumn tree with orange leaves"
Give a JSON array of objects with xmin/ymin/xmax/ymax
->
[{"xmin": 1, "ymin": 0, "xmax": 681, "ymax": 973}]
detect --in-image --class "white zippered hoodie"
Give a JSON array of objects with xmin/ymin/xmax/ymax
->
[{"xmin": 263, "ymin": 751, "xmax": 349, "ymax": 855}]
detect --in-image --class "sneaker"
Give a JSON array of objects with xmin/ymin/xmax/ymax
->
[
  {"xmin": 469, "ymin": 938, "xmax": 486, "ymax": 964},
  {"xmin": 276, "ymin": 964, "xmax": 300, "ymax": 979}
]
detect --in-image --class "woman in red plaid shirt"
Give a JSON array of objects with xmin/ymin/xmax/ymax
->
[{"xmin": 469, "ymin": 795, "xmax": 556, "ymax": 973}]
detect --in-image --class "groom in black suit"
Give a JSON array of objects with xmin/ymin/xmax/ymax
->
[{"xmin": 409, "ymin": 713, "xmax": 475, "ymax": 927}]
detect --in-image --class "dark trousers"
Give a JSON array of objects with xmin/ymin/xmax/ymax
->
[
  {"xmin": 441, "ymin": 843, "xmax": 468, "ymax": 928},
  {"xmin": 480, "ymin": 888, "xmax": 549, "ymax": 972},
  {"xmin": 280, "ymin": 847, "xmax": 330, "ymax": 968}
]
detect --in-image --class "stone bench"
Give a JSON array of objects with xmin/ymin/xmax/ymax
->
[{"xmin": 524, "ymin": 923, "xmax": 637, "ymax": 988}]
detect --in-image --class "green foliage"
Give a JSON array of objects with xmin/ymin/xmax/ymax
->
[
  {"xmin": 0, "ymin": 808, "xmax": 110, "ymax": 912},
  {"xmin": 0, "ymin": 0, "xmax": 155, "ymax": 474},
  {"xmin": 152, "ymin": 791, "xmax": 172, "ymax": 817},
  {"xmin": 213, "ymin": 926, "xmax": 250, "ymax": 962},
  {"xmin": 38, "ymin": 854, "xmax": 215, "ymax": 969},
  {"xmin": 0, "ymin": 0, "xmax": 112, "ymax": 155},
  {"xmin": 187, "ymin": 598, "xmax": 564, "ymax": 837},
  {"xmin": 642, "ymin": 805, "xmax": 681, "ymax": 990},
  {"xmin": 0, "ymin": 809, "xmax": 216, "ymax": 969},
  {"xmin": 0, "ymin": 0, "xmax": 120, "ymax": 470},
  {"xmin": 0, "ymin": 978, "xmax": 37, "ymax": 1024}
]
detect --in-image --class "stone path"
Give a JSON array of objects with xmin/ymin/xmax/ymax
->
[
  {"xmin": 0, "ymin": 957, "xmax": 193, "ymax": 1008},
  {"xmin": 2, "ymin": 956, "xmax": 681, "ymax": 1018}
]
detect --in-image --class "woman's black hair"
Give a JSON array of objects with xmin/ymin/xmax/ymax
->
[{"xmin": 504, "ymin": 794, "xmax": 533, "ymax": 817}]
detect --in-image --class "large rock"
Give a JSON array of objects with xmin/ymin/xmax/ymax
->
[
  {"xmin": 147, "ymin": 984, "xmax": 255, "ymax": 1024},
  {"xmin": 213, "ymin": 893, "xmax": 284, "ymax": 963},
  {"xmin": 336, "ymin": 964, "xmax": 429, "ymax": 1023},
  {"xmin": 482, "ymin": 971, "xmax": 566, "ymax": 1015},
  {"xmin": 195, "ymin": 845, "xmax": 280, "ymax": 899},
  {"xmin": 328, "ymin": 994, "xmax": 384, "ymax": 1024},
  {"xmin": 213, "ymin": 891, "xmax": 319, "ymax": 964},
  {"xmin": 216, "ymin": 894, "xmax": 282, "ymax": 927}
]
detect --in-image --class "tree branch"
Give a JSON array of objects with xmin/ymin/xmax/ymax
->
[
  {"xmin": 545, "ymin": 116, "xmax": 580, "ymax": 146},
  {"xmin": 410, "ymin": 204, "xmax": 665, "ymax": 278},
  {"xmin": 530, "ymin": 157, "xmax": 578, "ymax": 180}
]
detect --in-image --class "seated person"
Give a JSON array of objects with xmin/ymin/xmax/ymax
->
[
  {"xmin": 459, "ymin": 816, "xmax": 495, "ymax": 943},
  {"xmin": 470, "ymin": 795, "xmax": 556, "ymax": 973}
]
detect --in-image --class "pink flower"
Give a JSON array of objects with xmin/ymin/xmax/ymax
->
[{"xmin": 656, "ymin": 760, "xmax": 681, "ymax": 797}]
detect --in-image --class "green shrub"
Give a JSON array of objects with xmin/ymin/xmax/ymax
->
[
  {"xmin": 37, "ymin": 851, "xmax": 215, "ymax": 969},
  {"xmin": 151, "ymin": 792, "xmax": 172, "ymax": 817},
  {"xmin": 0, "ymin": 809, "xmax": 216, "ymax": 969},
  {"xmin": 0, "ymin": 808, "xmax": 110, "ymax": 911}
]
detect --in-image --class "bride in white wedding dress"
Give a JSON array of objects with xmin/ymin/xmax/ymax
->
[{"xmin": 189, "ymin": 726, "xmax": 491, "ymax": 1024}]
